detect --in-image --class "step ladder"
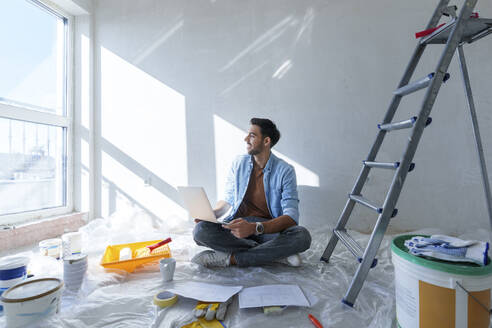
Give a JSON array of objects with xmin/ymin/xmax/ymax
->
[{"xmin": 320, "ymin": 0, "xmax": 492, "ymax": 307}]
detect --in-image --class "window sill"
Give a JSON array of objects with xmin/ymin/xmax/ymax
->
[{"xmin": 0, "ymin": 212, "xmax": 88, "ymax": 253}]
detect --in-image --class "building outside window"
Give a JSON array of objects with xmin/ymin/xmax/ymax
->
[{"xmin": 0, "ymin": 0, "xmax": 73, "ymax": 224}]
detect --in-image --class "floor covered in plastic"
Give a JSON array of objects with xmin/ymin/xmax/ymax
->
[{"xmin": 1, "ymin": 210, "xmax": 491, "ymax": 328}]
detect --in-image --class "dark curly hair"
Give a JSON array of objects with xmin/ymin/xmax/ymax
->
[{"xmin": 250, "ymin": 118, "xmax": 281, "ymax": 147}]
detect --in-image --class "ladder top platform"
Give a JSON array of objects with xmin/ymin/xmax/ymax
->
[{"xmin": 425, "ymin": 18, "xmax": 492, "ymax": 44}]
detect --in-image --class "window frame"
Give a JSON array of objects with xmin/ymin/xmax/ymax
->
[{"xmin": 0, "ymin": 0, "xmax": 74, "ymax": 225}]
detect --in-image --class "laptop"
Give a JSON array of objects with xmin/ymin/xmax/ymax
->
[{"xmin": 177, "ymin": 186, "xmax": 231, "ymax": 224}]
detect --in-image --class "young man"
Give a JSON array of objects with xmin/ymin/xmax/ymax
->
[{"xmin": 192, "ymin": 118, "xmax": 311, "ymax": 267}]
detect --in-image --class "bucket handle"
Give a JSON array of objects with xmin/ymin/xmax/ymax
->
[{"xmin": 454, "ymin": 281, "xmax": 492, "ymax": 315}]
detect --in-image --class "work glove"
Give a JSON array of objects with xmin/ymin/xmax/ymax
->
[{"xmin": 192, "ymin": 297, "xmax": 233, "ymax": 321}]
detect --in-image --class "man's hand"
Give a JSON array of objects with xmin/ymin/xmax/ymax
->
[
  {"xmin": 222, "ymin": 218, "xmax": 256, "ymax": 238},
  {"xmin": 194, "ymin": 219, "xmax": 202, "ymax": 223}
]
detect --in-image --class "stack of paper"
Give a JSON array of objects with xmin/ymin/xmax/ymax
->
[{"xmin": 238, "ymin": 284, "xmax": 310, "ymax": 308}]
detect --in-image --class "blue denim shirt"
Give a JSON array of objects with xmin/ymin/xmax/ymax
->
[{"xmin": 223, "ymin": 153, "xmax": 300, "ymax": 224}]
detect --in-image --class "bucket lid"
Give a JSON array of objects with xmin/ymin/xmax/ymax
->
[
  {"xmin": 1, "ymin": 278, "xmax": 63, "ymax": 303},
  {"xmin": 0, "ymin": 256, "xmax": 29, "ymax": 271},
  {"xmin": 392, "ymin": 234, "xmax": 492, "ymax": 276}
]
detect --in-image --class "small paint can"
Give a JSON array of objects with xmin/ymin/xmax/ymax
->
[{"xmin": 39, "ymin": 238, "xmax": 62, "ymax": 260}]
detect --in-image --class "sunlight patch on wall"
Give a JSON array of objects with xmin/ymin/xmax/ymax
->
[
  {"xmin": 220, "ymin": 61, "xmax": 268, "ymax": 96},
  {"xmin": 100, "ymin": 46, "xmax": 187, "ymax": 189},
  {"xmin": 272, "ymin": 150, "xmax": 319, "ymax": 187},
  {"xmin": 295, "ymin": 7, "xmax": 314, "ymax": 44},
  {"xmin": 101, "ymin": 151, "xmax": 186, "ymax": 221},
  {"xmin": 272, "ymin": 59, "xmax": 292, "ymax": 79},
  {"xmin": 213, "ymin": 115, "xmax": 245, "ymax": 200},
  {"xmin": 220, "ymin": 16, "xmax": 294, "ymax": 72},
  {"xmin": 133, "ymin": 19, "xmax": 183, "ymax": 65}
]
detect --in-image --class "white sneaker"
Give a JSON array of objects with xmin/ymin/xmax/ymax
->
[
  {"xmin": 275, "ymin": 253, "xmax": 302, "ymax": 267},
  {"xmin": 191, "ymin": 250, "xmax": 231, "ymax": 268}
]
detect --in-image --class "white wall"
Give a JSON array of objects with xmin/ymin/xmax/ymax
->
[{"xmin": 81, "ymin": 0, "xmax": 492, "ymax": 234}]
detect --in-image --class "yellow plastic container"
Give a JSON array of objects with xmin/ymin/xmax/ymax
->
[{"xmin": 100, "ymin": 240, "xmax": 172, "ymax": 273}]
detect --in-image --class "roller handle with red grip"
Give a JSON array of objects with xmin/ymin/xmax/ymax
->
[{"xmin": 147, "ymin": 237, "xmax": 172, "ymax": 252}]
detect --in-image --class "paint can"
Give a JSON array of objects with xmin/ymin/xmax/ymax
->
[
  {"xmin": 0, "ymin": 256, "xmax": 29, "ymax": 312},
  {"xmin": 392, "ymin": 235, "xmax": 492, "ymax": 328},
  {"xmin": 39, "ymin": 238, "xmax": 62, "ymax": 259},
  {"xmin": 63, "ymin": 254, "xmax": 88, "ymax": 292},
  {"xmin": 1, "ymin": 277, "xmax": 63, "ymax": 328}
]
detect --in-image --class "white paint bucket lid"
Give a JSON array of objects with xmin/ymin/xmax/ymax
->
[
  {"xmin": 1, "ymin": 278, "xmax": 63, "ymax": 303},
  {"xmin": 0, "ymin": 256, "xmax": 29, "ymax": 271}
]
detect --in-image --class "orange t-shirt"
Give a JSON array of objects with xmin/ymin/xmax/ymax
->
[{"xmin": 235, "ymin": 162, "xmax": 273, "ymax": 219}]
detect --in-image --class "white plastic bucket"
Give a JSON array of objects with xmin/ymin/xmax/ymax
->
[
  {"xmin": 0, "ymin": 256, "xmax": 29, "ymax": 312},
  {"xmin": 63, "ymin": 254, "xmax": 88, "ymax": 291},
  {"xmin": 62, "ymin": 232, "xmax": 82, "ymax": 258},
  {"xmin": 392, "ymin": 235, "xmax": 492, "ymax": 328},
  {"xmin": 0, "ymin": 277, "xmax": 63, "ymax": 328}
]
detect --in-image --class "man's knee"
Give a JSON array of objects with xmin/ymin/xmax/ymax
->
[
  {"xmin": 193, "ymin": 221, "xmax": 216, "ymax": 244},
  {"xmin": 285, "ymin": 225, "xmax": 312, "ymax": 252}
]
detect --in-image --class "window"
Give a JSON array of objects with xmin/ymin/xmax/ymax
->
[{"xmin": 0, "ymin": 0, "xmax": 72, "ymax": 223}]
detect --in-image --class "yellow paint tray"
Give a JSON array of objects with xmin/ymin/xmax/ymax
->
[{"xmin": 100, "ymin": 240, "xmax": 172, "ymax": 273}]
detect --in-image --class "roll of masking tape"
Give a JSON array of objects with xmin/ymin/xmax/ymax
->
[{"xmin": 153, "ymin": 291, "xmax": 178, "ymax": 308}]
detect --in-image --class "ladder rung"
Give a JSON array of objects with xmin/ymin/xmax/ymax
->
[
  {"xmin": 363, "ymin": 161, "xmax": 416, "ymax": 172},
  {"xmin": 334, "ymin": 229, "xmax": 378, "ymax": 268},
  {"xmin": 393, "ymin": 72, "xmax": 450, "ymax": 96},
  {"xmin": 334, "ymin": 229, "xmax": 363, "ymax": 258},
  {"xmin": 349, "ymin": 194, "xmax": 399, "ymax": 217},
  {"xmin": 378, "ymin": 116, "xmax": 416, "ymax": 131},
  {"xmin": 363, "ymin": 161, "xmax": 399, "ymax": 169},
  {"xmin": 349, "ymin": 194, "xmax": 382, "ymax": 213},
  {"xmin": 378, "ymin": 116, "xmax": 432, "ymax": 131}
]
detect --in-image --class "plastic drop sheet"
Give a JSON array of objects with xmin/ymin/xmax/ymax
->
[{"xmin": 1, "ymin": 209, "xmax": 491, "ymax": 328}]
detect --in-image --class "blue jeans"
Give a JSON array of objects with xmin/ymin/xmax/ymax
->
[{"xmin": 193, "ymin": 217, "xmax": 312, "ymax": 267}]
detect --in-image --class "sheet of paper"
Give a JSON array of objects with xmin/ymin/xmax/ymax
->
[
  {"xmin": 167, "ymin": 281, "xmax": 243, "ymax": 303},
  {"xmin": 238, "ymin": 284, "xmax": 310, "ymax": 308}
]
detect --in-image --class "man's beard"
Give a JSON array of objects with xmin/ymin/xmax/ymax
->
[{"xmin": 247, "ymin": 144, "xmax": 262, "ymax": 155}]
